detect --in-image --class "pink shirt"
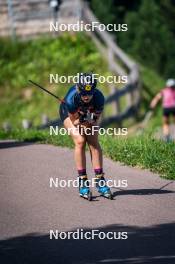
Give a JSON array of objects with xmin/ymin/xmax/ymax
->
[{"xmin": 161, "ymin": 87, "xmax": 175, "ymax": 108}]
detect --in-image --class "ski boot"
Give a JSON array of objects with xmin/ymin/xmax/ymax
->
[
  {"xmin": 95, "ymin": 174, "xmax": 113, "ymax": 200},
  {"xmin": 79, "ymin": 175, "xmax": 92, "ymax": 201}
]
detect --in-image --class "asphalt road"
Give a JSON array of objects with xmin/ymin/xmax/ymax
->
[{"xmin": 0, "ymin": 141, "xmax": 175, "ymax": 264}]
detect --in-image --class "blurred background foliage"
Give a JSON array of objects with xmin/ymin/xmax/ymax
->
[
  {"xmin": 1, "ymin": 0, "xmax": 175, "ymax": 177},
  {"xmin": 0, "ymin": 33, "xmax": 110, "ymax": 127},
  {"xmin": 0, "ymin": 0, "xmax": 174, "ymax": 130},
  {"xmin": 89, "ymin": 0, "xmax": 175, "ymax": 79}
]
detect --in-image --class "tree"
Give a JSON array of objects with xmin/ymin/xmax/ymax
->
[
  {"xmin": 90, "ymin": 0, "xmax": 116, "ymax": 25},
  {"xmin": 119, "ymin": 0, "xmax": 175, "ymax": 77}
]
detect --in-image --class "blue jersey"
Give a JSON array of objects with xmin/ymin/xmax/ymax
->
[{"xmin": 64, "ymin": 86, "xmax": 105, "ymax": 114}]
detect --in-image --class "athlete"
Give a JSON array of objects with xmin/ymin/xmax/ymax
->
[
  {"xmin": 59, "ymin": 73, "xmax": 112, "ymax": 200},
  {"xmin": 150, "ymin": 78, "xmax": 175, "ymax": 142}
]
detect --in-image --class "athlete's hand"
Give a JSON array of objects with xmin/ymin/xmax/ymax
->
[
  {"xmin": 73, "ymin": 119, "xmax": 80, "ymax": 126},
  {"xmin": 80, "ymin": 121, "xmax": 91, "ymax": 128},
  {"xmin": 87, "ymin": 119, "xmax": 96, "ymax": 125}
]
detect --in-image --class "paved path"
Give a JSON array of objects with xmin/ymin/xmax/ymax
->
[{"xmin": 0, "ymin": 141, "xmax": 175, "ymax": 264}]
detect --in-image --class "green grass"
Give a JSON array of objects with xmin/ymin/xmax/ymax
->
[
  {"xmin": 101, "ymin": 134, "xmax": 175, "ymax": 179},
  {"xmin": 140, "ymin": 66, "xmax": 165, "ymax": 94},
  {"xmin": 0, "ymin": 129, "xmax": 174, "ymax": 179},
  {"xmin": 0, "ymin": 33, "xmax": 166, "ymax": 132},
  {"xmin": 0, "ymin": 33, "xmax": 111, "ymax": 128},
  {"xmin": 1, "ymin": 34, "xmax": 173, "ymax": 180}
]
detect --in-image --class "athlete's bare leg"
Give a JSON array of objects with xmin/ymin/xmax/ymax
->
[
  {"xmin": 63, "ymin": 117, "xmax": 86, "ymax": 170},
  {"xmin": 85, "ymin": 126, "xmax": 103, "ymax": 169},
  {"xmin": 163, "ymin": 116, "xmax": 170, "ymax": 138}
]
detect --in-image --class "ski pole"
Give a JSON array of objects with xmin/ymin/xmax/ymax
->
[{"xmin": 28, "ymin": 80, "xmax": 65, "ymax": 104}]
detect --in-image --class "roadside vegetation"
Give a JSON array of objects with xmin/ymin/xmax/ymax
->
[
  {"xmin": 0, "ymin": 33, "xmax": 110, "ymax": 127},
  {"xmin": 0, "ymin": 33, "xmax": 166, "ymax": 132},
  {"xmin": 90, "ymin": 0, "xmax": 175, "ymax": 79},
  {"xmin": 0, "ymin": 129, "xmax": 174, "ymax": 179},
  {"xmin": 0, "ymin": 10, "xmax": 174, "ymax": 180}
]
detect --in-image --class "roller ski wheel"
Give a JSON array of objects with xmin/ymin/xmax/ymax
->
[
  {"xmin": 79, "ymin": 190, "xmax": 92, "ymax": 201},
  {"xmin": 95, "ymin": 174, "xmax": 113, "ymax": 200},
  {"xmin": 101, "ymin": 190, "xmax": 113, "ymax": 200},
  {"xmin": 79, "ymin": 176, "xmax": 92, "ymax": 201}
]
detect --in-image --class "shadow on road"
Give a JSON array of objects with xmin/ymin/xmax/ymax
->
[
  {"xmin": 0, "ymin": 223, "xmax": 175, "ymax": 264},
  {"xmin": 0, "ymin": 141, "xmax": 35, "ymax": 149},
  {"xmin": 112, "ymin": 188, "xmax": 174, "ymax": 198}
]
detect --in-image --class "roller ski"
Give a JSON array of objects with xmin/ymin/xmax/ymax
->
[
  {"xmin": 95, "ymin": 174, "xmax": 113, "ymax": 200},
  {"xmin": 79, "ymin": 175, "xmax": 92, "ymax": 201}
]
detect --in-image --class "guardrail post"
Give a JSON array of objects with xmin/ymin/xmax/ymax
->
[{"xmin": 7, "ymin": 0, "xmax": 16, "ymax": 40}]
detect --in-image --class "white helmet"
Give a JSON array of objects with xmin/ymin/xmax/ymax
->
[{"xmin": 166, "ymin": 79, "xmax": 175, "ymax": 87}]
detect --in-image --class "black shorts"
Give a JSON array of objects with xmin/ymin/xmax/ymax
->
[
  {"xmin": 59, "ymin": 103, "xmax": 69, "ymax": 123},
  {"xmin": 163, "ymin": 107, "xmax": 175, "ymax": 117}
]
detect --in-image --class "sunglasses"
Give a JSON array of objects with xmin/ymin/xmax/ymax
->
[{"xmin": 80, "ymin": 91, "xmax": 94, "ymax": 96}]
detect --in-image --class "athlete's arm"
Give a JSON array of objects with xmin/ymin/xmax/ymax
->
[
  {"xmin": 69, "ymin": 110, "xmax": 90, "ymax": 127},
  {"xmin": 150, "ymin": 92, "xmax": 162, "ymax": 109},
  {"xmin": 94, "ymin": 111, "xmax": 102, "ymax": 122},
  {"xmin": 66, "ymin": 97, "xmax": 80, "ymax": 126},
  {"xmin": 92, "ymin": 89, "xmax": 105, "ymax": 123},
  {"xmin": 65, "ymin": 86, "xmax": 81, "ymax": 126},
  {"xmin": 68, "ymin": 112, "xmax": 80, "ymax": 126}
]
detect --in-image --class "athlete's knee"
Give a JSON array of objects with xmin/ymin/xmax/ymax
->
[
  {"xmin": 74, "ymin": 136, "xmax": 86, "ymax": 148},
  {"xmin": 89, "ymin": 141, "xmax": 101, "ymax": 151}
]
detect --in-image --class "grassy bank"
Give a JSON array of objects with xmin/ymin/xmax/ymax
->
[
  {"xmin": 0, "ymin": 129, "xmax": 174, "ymax": 180},
  {"xmin": 0, "ymin": 34, "xmax": 166, "ymax": 132},
  {"xmin": 0, "ymin": 34, "xmax": 110, "ymax": 128},
  {"xmin": 1, "ymin": 34, "xmax": 173, "ymax": 181}
]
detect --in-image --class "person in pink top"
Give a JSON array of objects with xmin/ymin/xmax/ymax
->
[{"xmin": 150, "ymin": 79, "xmax": 175, "ymax": 141}]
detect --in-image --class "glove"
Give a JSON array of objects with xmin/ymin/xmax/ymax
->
[{"xmin": 79, "ymin": 113, "xmax": 87, "ymax": 123}]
